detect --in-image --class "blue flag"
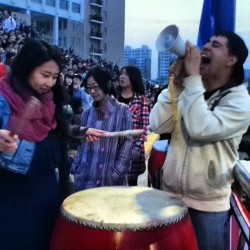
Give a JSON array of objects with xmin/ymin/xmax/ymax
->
[{"xmin": 197, "ymin": 0, "xmax": 236, "ymax": 48}]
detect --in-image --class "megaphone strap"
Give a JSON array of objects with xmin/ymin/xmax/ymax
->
[{"xmin": 169, "ymin": 76, "xmax": 180, "ymax": 122}]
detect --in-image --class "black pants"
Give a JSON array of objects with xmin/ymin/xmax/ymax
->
[{"xmin": 128, "ymin": 178, "xmax": 137, "ymax": 186}]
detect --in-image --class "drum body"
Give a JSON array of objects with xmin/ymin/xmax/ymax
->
[
  {"xmin": 148, "ymin": 140, "xmax": 168, "ymax": 188},
  {"xmin": 51, "ymin": 187, "xmax": 198, "ymax": 250}
]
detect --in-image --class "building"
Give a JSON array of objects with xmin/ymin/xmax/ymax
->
[
  {"xmin": 124, "ymin": 45, "xmax": 151, "ymax": 80},
  {"xmin": 157, "ymin": 50, "xmax": 176, "ymax": 83},
  {"xmin": 0, "ymin": 0, "xmax": 125, "ymax": 65}
]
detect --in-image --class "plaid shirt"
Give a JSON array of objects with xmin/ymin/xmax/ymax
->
[{"xmin": 119, "ymin": 93, "xmax": 151, "ymax": 180}]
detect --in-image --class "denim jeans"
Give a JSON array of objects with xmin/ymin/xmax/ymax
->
[{"xmin": 189, "ymin": 208, "xmax": 230, "ymax": 250}]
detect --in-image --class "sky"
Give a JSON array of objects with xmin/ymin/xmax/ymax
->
[{"xmin": 125, "ymin": 0, "xmax": 250, "ymax": 79}]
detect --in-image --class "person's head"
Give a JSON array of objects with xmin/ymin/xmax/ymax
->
[
  {"xmin": 119, "ymin": 66, "xmax": 145, "ymax": 95},
  {"xmin": 2, "ymin": 32, "xmax": 8, "ymax": 41},
  {"xmin": 72, "ymin": 73, "xmax": 82, "ymax": 90},
  {"xmin": 9, "ymin": 39, "xmax": 68, "ymax": 136},
  {"xmin": 201, "ymin": 31, "xmax": 248, "ymax": 85},
  {"xmin": 72, "ymin": 63, "xmax": 78, "ymax": 72},
  {"xmin": 8, "ymin": 33, "xmax": 16, "ymax": 43},
  {"xmin": 21, "ymin": 32, "xmax": 27, "ymax": 39},
  {"xmin": 83, "ymin": 66, "xmax": 112, "ymax": 103},
  {"xmin": 10, "ymin": 38, "xmax": 63, "ymax": 98},
  {"xmin": 64, "ymin": 74, "xmax": 73, "ymax": 87},
  {"xmin": 4, "ymin": 10, "xmax": 11, "ymax": 18}
]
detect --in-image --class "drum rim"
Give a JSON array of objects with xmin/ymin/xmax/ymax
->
[{"xmin": 60, "ymin": 207, "xmax": 188, "ymax": 232}]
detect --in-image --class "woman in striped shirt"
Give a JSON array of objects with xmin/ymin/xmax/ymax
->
[{"xmin": 71, "ymin": 66, "xmax": 133, "ymax": 191}]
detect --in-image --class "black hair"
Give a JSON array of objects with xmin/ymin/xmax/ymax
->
[
  {"xmin": 215, "ymin": 30, "xmax": 248, "ymax": 84},
  {"xmin": 9, "ymin": 38, "xmax": 68, "ymax": 137},
  {"xmin": 5, "ymin": 10, "xmax": 11, "ymax": 16},
  {"xmin": 120, "ymin": 66, "xmax": 145, "ymax": 95},
  {"xmin": 83, "ymin": 66, "xmax": 112, "ymax": 95},
  {"xmin": 10, "ymin": 38, "xmax": 63, "ymax": 95},
  {"xmin": 70, "ymin": 97, "xmax": 83, "ymax": 114},
  {"xmin": 64, "ymin": 73, "xmax": 73, "ymax": 79},
  {"xmin": 72, "ymin": 73, "xmax": 82, "ymax": 81},
  {"xmin": 64, "ymin": 74, "xmax": 73, "ymax": 86}
]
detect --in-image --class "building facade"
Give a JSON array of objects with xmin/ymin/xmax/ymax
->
[
  {"xmin": 124, "ymin": 45, "xmax": 151, "ymax": 80},
  {"xmin": 158, "ymin": 50, "xmax": 176, "ymax": 82},
  {"xmin": 0, "ymin": 0, "xmax": 125, "ymax": 65}
]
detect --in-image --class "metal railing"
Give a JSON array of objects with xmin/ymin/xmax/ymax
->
[{"xmin": 231, "ymin": 160, "xmax": 250, "ymax": 249}]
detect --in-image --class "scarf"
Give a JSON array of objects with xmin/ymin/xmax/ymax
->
[{"xmin": 0, "ymin": 79, "xmax": 57, "ymax": 142}]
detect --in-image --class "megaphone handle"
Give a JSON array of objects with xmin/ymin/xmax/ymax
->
[{"xmin": 169, "ymin": 76, "xmax": 179, "ymax": 122}]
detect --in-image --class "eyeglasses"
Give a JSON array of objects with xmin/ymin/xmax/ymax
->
[{"xmin": 86, "ymin": 85, "xmax": 100, "ymax": 93}]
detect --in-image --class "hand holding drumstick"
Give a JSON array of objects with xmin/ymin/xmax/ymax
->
[
  {"xmin": 0, "ymin": 130, "xmax": 18, "ymax": 153},
  {"xmin": 85, "ymin": 128, "xmax": 107, "ymax": 142},
  {"xmin": 0, "ymin": 96, "xmax": 41, "ymax": 153}
]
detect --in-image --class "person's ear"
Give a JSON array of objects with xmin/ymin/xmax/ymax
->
[{"xmin": 227, "ymin": 55, "xmax": 238, "ymax": 67}]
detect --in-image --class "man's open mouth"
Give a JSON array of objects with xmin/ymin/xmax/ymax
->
[{"xmin": 201, "ymin": 54, "xmax": 211, "ymax": 66}]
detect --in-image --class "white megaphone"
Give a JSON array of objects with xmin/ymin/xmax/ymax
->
[{"xmin": 155, "ymin": 24, "xmax": 186, "ymax": 57}]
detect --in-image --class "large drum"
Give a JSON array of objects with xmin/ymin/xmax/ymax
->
[
  {"xmin": 148, "ymin": 140, "xmax": 169, "ymax": 189},
  {"xmin": 51, "ymin": 186, "xmax": 198, "ymax": 250}
]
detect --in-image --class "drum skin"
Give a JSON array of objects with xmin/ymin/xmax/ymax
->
[
  {"xmin": 50, "ymin": 187, "xmax": 198, "ymax": 250},
  {"xmin": 148, "ymin": 140, "xmax": 168, "ymax": 185}
]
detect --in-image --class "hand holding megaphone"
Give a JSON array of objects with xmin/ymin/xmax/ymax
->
[
  {"xmin": 185, "ymin": 41, "xmax": 201, "ymax": 76},
  {"xmin": 155, "ymin": 25, "xmax": 186, "ymax": 57}
]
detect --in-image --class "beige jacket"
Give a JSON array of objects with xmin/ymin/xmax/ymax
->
[{"xmin": 149, "ymin": 75, "xmax": 250, "ymax": 212}]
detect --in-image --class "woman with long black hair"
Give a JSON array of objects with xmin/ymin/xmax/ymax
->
[{"xmin": 0, "ymin": 39, "xmax": 69, "ymax": 249}]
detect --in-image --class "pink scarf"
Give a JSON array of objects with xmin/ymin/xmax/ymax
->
[{"xmin": 0, "ymin": 80, "xmax": 57, "ymax": 142}]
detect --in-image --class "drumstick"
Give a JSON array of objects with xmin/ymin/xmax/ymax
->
[
  {"xmin": 73, "ymin": 127, "xmax": 149, "ymax": 139},
  {"xmin": 101, "ymin": 129, "xmax": 144, "ymax": 138}
]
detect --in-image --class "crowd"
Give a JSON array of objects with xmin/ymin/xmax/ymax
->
[{"xmin": 0, "ymin": 8, "xmax": 250, "ymax": 250}]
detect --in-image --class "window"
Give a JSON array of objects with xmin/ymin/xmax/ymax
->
[
  {"xmin": 63, "ymin": 37, "xmax": 67, "ymax": 47},
  {"xmin": 104, "ymin": 11, "xmax": 107, "ymax": 21},
  {"xmin": 70, "ymin": 37, "xmax": 75, "ymax": 47},
  {"xmin": 103, "ymin": 43, "xmax": 107, "ymax": 52},
  {"xmin": 64, "ymin": 20, "xmax": 67, "ymax": 29},
  {"xmin": 46, "ymin": 22, "xmax": 50, "ymax": 32},
  {"xmin": 46, "ymin": 0, "xmax": 55, "ymax": 7},
  {"xmin": 60, "ymin": 0, "xmax": 69, "ymax": 10},
  {"xmin": 72, "ymin": 3, "xmax": 80, "ymax": 13}
]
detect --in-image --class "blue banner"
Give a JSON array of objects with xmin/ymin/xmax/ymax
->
[{"xmin": 197, "ymin": 0, "xmax": 236, "ymax": 48}]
